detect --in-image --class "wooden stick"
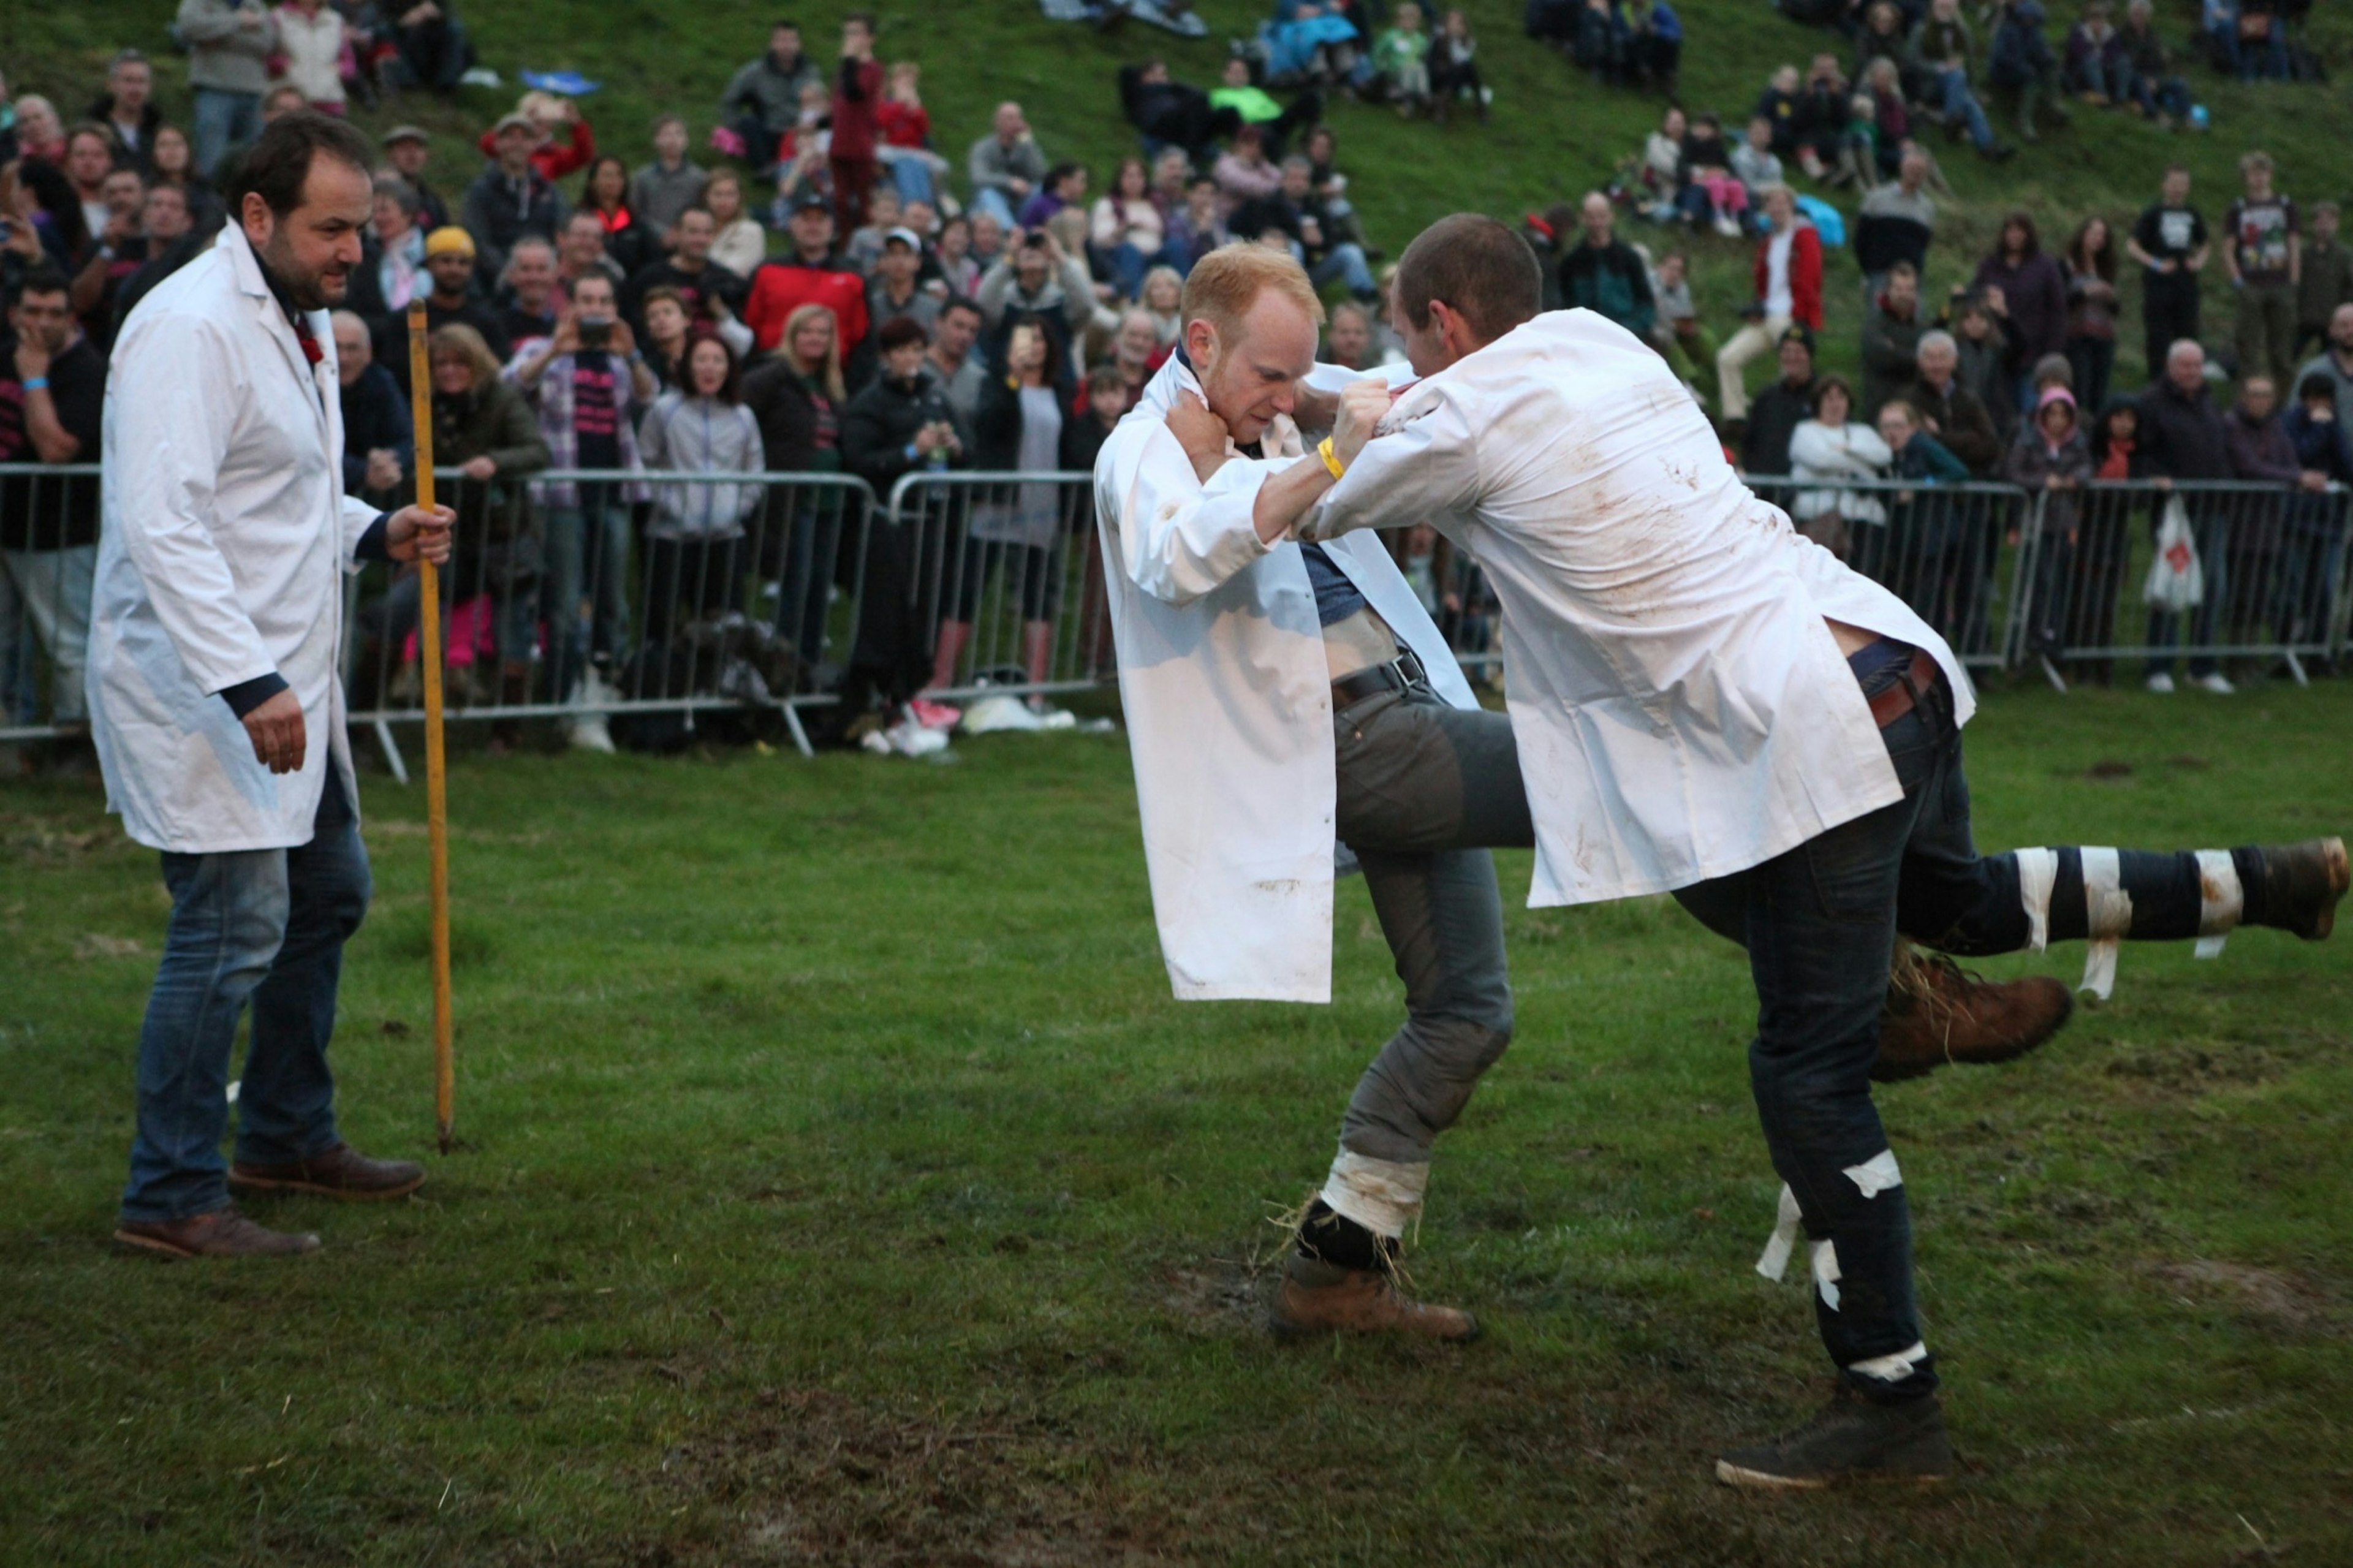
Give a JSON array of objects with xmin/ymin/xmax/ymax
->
[{"xmin": 407, "ymin": 301, "xmax": 456, "ymax": 1154}]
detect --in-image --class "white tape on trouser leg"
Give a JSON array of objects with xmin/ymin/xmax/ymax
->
[
  {"xmin": 1319, "ymin": 1148, "xmax": 1430, "ymax": 1240},
  {"xmin": 2079, "ymin": 847, "xmax": 2133, "ymax": 1000},
  {"xmin": 2193, "ymin": 849, "xmax": 2244, "ymax": 960},
  {"xmin": 2014, "ymin": 847, "xmax": 2058, "ymax": 952},
  {"xmin": 1848, "ymin": 1340, "xmax": 1930, "ymax": 1382},
  {"xmin": 1811, "ymin": 1239, "xmax": 1842, "ymax": 1311},
  {"xmin": 1756, "ymin": 1183, "xmax": 1803, "ymax": 1281},
  {"xmin": 1843, "ymin": 1149, "xmax": 1903, "ymax": 1199}
]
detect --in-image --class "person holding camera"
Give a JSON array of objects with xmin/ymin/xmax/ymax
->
[{"xmin": 507, "ymin": 274, "xmax": 656, "ymax": 749}]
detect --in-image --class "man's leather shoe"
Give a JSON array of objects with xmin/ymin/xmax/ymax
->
[
  {"xmin": 1874, "ymin": 948, "xmax": 2074, "ymax": 1083},
  {"xmin": 115, "ymin": 1206, "xmax": 320, "ymax": 1260},
  {"xmin": 2258, "ymin": 837, "xmax": 2347, "ymax": 941},
  {"xmin": 1270, "ymin": 1256, "xmax": 1481, "ymax": 1343},
  {"xmin": 229, "ymin": 1142, "xmax": 426, "ymax": 1202}
]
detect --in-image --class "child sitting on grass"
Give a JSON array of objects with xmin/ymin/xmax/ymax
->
[
  {"xmin": 1373, "ymin": 4, "xmax": 1434, "ymax": 116},
  {"xmin": 1429, "ymin": 9, "xmax": 1488, "ymax": 122}
]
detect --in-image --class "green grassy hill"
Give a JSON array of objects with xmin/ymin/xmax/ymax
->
[{"xmin": 15, "ymin": 0, "xmax": 2353, "ymax": 390}]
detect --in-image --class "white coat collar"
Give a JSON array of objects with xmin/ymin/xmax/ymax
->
[{"xmin": 220, "ymin": 223, "xmax": 335, "ymax": 433}]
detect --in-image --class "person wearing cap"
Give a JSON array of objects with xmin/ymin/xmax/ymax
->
[
  {"xmin": 743, "ymin": 192, "xmax": 869, "ymax": 363},
  {"xmin": 1740, "ymin": 323, "xmax": 1819, "ymax": 476},
  {"xmin": 380, "ymin": 125, "xmax": 450, "ymax": 232},
  {"xmin": 460, "ymin": 112, "xmax": 567, "ymax": 281},
  {"xmin": 865, "ymin": 227, "xmax": 939, "ymax": 342},
  {"xmin": 377, "ymin": 224, "xmax": 509, "ymax": 384},
  {"xmin": 474, "ymin": 91, "xmax": 596, "ymax": 186},
  {"xmin": 1716, "ymin": 184, "xmax": 1822, "ymax": 428}
]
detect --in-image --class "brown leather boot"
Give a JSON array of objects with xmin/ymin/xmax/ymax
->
[
  {"xmin": 1873, "ymin": 947, "xmax": 2074, "ymax": 1083},
  {"xmin": 115, "ymin": 1206, "xmax": 321, "ymax": 1260},
  {"xmin": 2258, "ymin": 837, "xmax": 2348, "ymax": 941},
  {"xmin": 1270, "ymin": 1256, "xmax": 1482, "ymax": 1343},
  {"xmin": 229, "ymin": 1142, "xmax": 426, "ymax": 1202}
]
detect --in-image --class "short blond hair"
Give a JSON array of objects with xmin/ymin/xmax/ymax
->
[{"xmin": 1180, "ymin": 241, "xmax": 1325, "ymax": 343}]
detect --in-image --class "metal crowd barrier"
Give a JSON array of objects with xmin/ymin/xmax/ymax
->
[
  {"xmin": 342, "ymin": 469, "xmax": 879, "ymax": 772},
  {"xmin": 7, "ymin": 463, "xmax": 2350, "ymax": 765}
]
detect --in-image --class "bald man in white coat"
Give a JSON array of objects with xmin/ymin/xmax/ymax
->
[{"xmin": 1198, "ymin": 213, "xmax": 2345, "ymax": 1489}]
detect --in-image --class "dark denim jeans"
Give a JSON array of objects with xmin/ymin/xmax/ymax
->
[
  {"xmin": 121, "ymin": 776, "xmax": 371, "ymax": 1223},
  {"xmin": 1673, "ymin": 675, "xmax": 1961, "ymax": 1401}
]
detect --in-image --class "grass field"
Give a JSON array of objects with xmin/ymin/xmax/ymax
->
[
  {"xmin": 3, "ymin": 679, "xmax": 2350, "ymax": 1565},
  {"xmin": 12, "ymin": 0, "xmax": 2353, "ymax": 395}
]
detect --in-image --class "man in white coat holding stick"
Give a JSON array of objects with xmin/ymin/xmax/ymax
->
[
  {"xmin": 94, "ymin": 113, "xmax": 453, "ymax": 1261},
  {"xmin": 1178, "ymin": 213, "xmax": 2344, "ymax": 1488}
]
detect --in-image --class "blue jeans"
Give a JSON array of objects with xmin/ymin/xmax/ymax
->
[
  {"xmin": 0, "ymin": 543, "xmax": 96, "ymax": 723},
  {"xmin": 1309, "ymin": 241, "xmax": 1376, "ymax": 298},
  {"xmin": 191, "ymin": 88, "xmax": 262, "ymax": 181},
  {"xmin": 121, "ymin": 775, "xmax": 372, "ymax": 1223},
  {"xmin": 1934, "ymin": 67, "xmax": 1996, "ymax": 150},
  {"xmin": 880, "ymin": 148, "xmax": 936, "ymax": 206},
  {"xmin": 543, "ymin": 490, "xmax": 632, "ymax": 701},
  {"xmin": 971, "ymin": 188, "xmax": 1018, "ymax": 230}
]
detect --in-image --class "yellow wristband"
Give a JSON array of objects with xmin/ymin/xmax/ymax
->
[{"xmin": 1317, "ymin": 435, "xmax": 1345, "ymax": 480}]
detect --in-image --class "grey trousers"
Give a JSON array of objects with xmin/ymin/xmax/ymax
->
[{"xmin": 1331, "ymin": 681, "xmax": 1533, "ymax": 1167}]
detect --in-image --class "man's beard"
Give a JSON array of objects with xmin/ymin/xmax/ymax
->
[{"xmin": 259, "ymin": 231, "xmax": 350, "ymax": 311}]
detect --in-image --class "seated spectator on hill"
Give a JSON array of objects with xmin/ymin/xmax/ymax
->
[
  {"xmin": 473, "ymin": 91, "xmax": 594, "ymax": 185},
  {"xmin": 1647, "ymin": 249, "xmax": 1715, "ymax": 394},
  {"xmin": 1559, "ymin": 192, "xmax": 1656, "ymax": 339},
  {"xmin": 2118, "ymin": 0, "xmax": 2192, "ymax": 122},
  {"xmin": 382, "ymin": 0, "xmax": 474, "ymax": 96},
  {"xmin": 1208, "ymin": 57, "xmax": 1324, "ymax": 161},
  {"xmin": 1298, "ymin": 126, "xmax": 1366, "ymax": 248},
  {"xmin": 1904, "ymin": 329, "xmax": 2002, "ymax": 474},
  {"xmin": 1856, "ymin": 59, "xmax": 1909, "ymax": 180},
  {"xmin": 1635, "ymin": 104, "xmax": 1689, "ymax": 222},
  {"xmin": 1972, "ymin": 210, "xmax": 2066, "ymax": 411},
  {"xmin": 1787, "ymin": 54, "xmax": 1849, "ymax": 180},
  {"xmin": 112, "ymin": 181, "xmax": 207, "ymax": 323},
  {"xmin": 1822, "ymin": 90, "xmax": 1881, "ymax": 188},
  {"xmin": 1260, "ymin": 1, "xmax": 1365, "ymax": 89},
  {"xmin": 576, "ymin": 154, "xmax": 659, "ymax": 279},
  {"xmin": 1856, "ymin": 144, "xmax": 1936, "ymax": 287},
  {"xmin": 1088, "ymin": 158, "xmax": 1168, "ymax": 301},
  {"xmin": 744, "ymin": 192, "xmax": 870, "ymax": 359},
  {"xmin": 89, "ymin": 50, "xmax": 164, "ymax": 175},
  {"xmin": 770, "ymin": 80, "xmax": 834, "ymax": 217},
  {"xmin": 1428, "ymin": 9, "xmax": 1487, "ymax": 120},
  {"xmin": 1741, "ymin": 324, "xmax": 1819, "ymax": 474},
  {"xmin": 966, "ymin": 102, "xmax": 1047, "ymax": 231},
  {"xmin": 381, "ymin": 124, "xmax": 450, "ymax": 232},
  {"xmin": 1018, "ymin": 163, "xmax": 1086, "ymax": 231},
  {"xmin": 1672, "ymin": 112, "xmax": 1747, "ymax": 238},
  {"xmin": 699, "ymin": 172, "xmax": 765, "ymax": 281},
  {"xmin": 2296, "ymin": 202, "xmax": 2353, "ymax": 362},
  {"xmin": 1121, "ymin": 59, "xmax": 1237, "ymax": 164},
  {"xmin": 1718, "ymin": 186, "xmax": 1822, "ymax": 426},
  {"xmin": 463, "ymin": 112, "xmax": 567, "ymax": 279},
  {"xmin": 637, "ymin": 335, "xmax": 764, "ymax": 656},
  {"xmin": 1572, "ymin": 0, "xmax": 1627, "ymax": 83},
  {"xmin": 332, "ymin": 311, "xmax": 412, "ymax": 508},
  {"xmin": 494, "ymin": 237, "xmax": 563, "ymax": 352},
  {"xmin": 1163, "ymin": 176, "xmax": 1230, "ymax": 273},
  {"xmin": 1788, "ymin": 376, "xmax": 1893, "ymax": 560},
  {"xmin": 2202, "ymin": 0, "xmax": 2287, "ymax": 81},
  {"xmin": 621, "ymin": 207, "xmax": 751, "ymax": 350},
  {"xmin": 0, "ymin": 265, "xmax": 104, "ymax": 733},
  {"xmin": 630, "ymin": 116, "xmax": 708, "ymax": 240},
  {"xmin": 874, "ymin": 62, "xmax": 949, "ymax": 208},
  {"xmin": 1240, "ymin": 156, "xmax": 1378, "ymax": 303},
  {"xmin": 1756, "ymin": 64, "xmax": 1803, "ymax": 154},
  {"xmin": 1987, "ymin": 0, "xmax": 2069, "ymax": 142},
  {"xmin": 1910, "ymin": 0, "xmax": 2016, "ymax": 160},
  {"xmin": 1213, "ymin": 124, "xmax": 1284, "ymax": 213},
  {"xmin": 1860, "ymin": 259, "xmax": 1925, "ymax": 417},
  {"xmin": 1526, "ymin": 0, "xmax": 1578, "ymax": 45},
  {"xmin": 1730, "ymin": 117, "xmax": 1784, "ymax": 219},
  {"xmin": 2064, "ymin": 1, "xmax": 2131, "ymax": 105},
  {"xmin": 1852, "ymin": 2, "xmax": 1921, "ymax": 102},
  {"xmin": 723, "ymin": 21, "xmax": 822, "ymax": 174},
  {"xmin": 270, "ymin": 0, "xmax": 349, "ymax": 115},
  {"xmin": 1373, "ymin": 4, "xmax": 1435, "ymax": 113}
]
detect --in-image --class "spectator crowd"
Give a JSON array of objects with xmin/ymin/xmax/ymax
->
[{"xmin": 0, "ymin": 0, "xmax": 2347, "ymax": 766}]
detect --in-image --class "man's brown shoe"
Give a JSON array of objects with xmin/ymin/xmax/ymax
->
[
  {"xmin": 115, "ymin": 1206, "xmax": 320, "ymax": 1260},
  {"xmin": 229, "ymin": 1142, "xmax": 426, "ymax": 1202},
  {"xmin": 2258, "ymin": 837, "xmax": 2348, "ymax": 941},
  {"xmin": 1874, "ymin": 948, "xmax": 2074, "ymax": 1083},
  {"xmin": 1270, "ymin": 1256, "xmax": 1481, "ymax": 1343}
]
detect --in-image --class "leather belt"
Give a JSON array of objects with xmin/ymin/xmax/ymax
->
[
  {"xmin": 1866, "ymin": 649, "xmax": 1944, "ymax": 729},
  {"xmin": 1332, "ymin": 648, "xmax": 1430, "ymax": 708}
]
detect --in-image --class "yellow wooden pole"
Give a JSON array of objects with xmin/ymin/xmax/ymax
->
[{"xmin": 407, "ymin": 301, "xmax": 456, "ymax": 1153}]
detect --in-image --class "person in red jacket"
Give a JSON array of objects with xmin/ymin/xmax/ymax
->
[
  {"xmin": 1715, "ymin": 183, "xmax": 1824, "ymax": 426},
  {"xmin": 744, "ymin": 191, "xmax": 871, "ymax": 360},
  {"xmin": 829, "ymin": 12, "xmax": 884, "ymax": 236},
  {"xmin": 473, "ymin": 91, "xmax": 596, "ymax": 184}
]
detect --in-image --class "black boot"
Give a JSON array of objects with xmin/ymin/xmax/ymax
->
[
  {"xmin": 1716, "ymin": 1383, "xmax": 1953, "ymax": 1489},
  {"xmin": 2256, "ymin": 837, "xmax": 2348, "ymax": 939}
]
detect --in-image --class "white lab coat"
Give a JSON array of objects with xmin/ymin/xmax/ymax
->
[
  {"xmin": 88, "ymin": 224, "xmax": 383, "ymax": 854},
  {"xmin": 1093, "ymin": 354, "xmax": 1477, "ymax": 1002},
  {"xmin": 1300, "ymin": 309, "xmax": 1975, "ymax": 909}
]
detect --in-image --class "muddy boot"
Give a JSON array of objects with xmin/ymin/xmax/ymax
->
[
  {"xmin": 1270, "ymin": 1199, "xmax": 1479, "ymax": 1343},
  {"xmin": 1716, "ymin": 1384, "xmax": 1952, "ymax": 1490},
  {"xmin": 2256, "ymin": 837, "xmax": 2349, "ymax": 939},
  {"xmin": 1873, "ymin": 946, "xmax": 2074, "ymax": 1083}
]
